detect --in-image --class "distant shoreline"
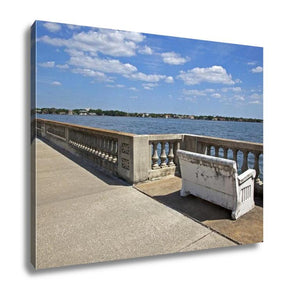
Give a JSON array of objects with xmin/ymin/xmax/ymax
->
[{"xmin": 34, "ymin": 108, "xmax": 263, "ymax": 123}]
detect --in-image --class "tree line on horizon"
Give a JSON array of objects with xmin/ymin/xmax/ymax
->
[{"xmin": 35, "ymin": 107, "xmax": 263, "ymax": 123}]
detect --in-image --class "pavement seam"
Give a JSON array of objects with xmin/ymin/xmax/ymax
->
[{"xmin": 177, "ymin": 232, "xmax": 213, "ymax": 252}]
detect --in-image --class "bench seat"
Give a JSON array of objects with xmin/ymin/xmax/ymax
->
[{"xmin": 177, "ymin": 150, "xmax": 256, "ymax": 220}]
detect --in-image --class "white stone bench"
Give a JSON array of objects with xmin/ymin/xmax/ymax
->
[{"xmin": 177, "ymin": 150, "xmax": 256, "ymax": 219}]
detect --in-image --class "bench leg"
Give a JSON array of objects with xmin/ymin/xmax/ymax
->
[
  {"xmin": 180, "ymin": 188, "xmax": 191, "ymax": 197},
  {"xmin": 231, "ymin": 210, "xmax": 239, "ymax": 220}
]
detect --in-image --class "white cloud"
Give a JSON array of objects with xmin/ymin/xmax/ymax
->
[
  {"xmin": 38, "ymin": 61, "xmax": 55, "ymax": 68},
  {"xmin": 211, "ymin": 93, "xmax": 221, "ymax": 98},
  {"xmin": 126, "ymin": 72, "xmax": 166, "ymax": 82},
  {"xmin": 43, "ymin": 22, "xmax": 61, "ymax": 32},
  {"xmin": 129, "ymin": 87, "xmax": 137, "ymax": 91},
  {"xmin": 233, "ymin": 95, "xmax": 245, "ymax": 101},
  {"xmin": 67, "ymin": 24, "xmax": 81, "ymax": 30},
  {"xmin": 106, "ymin": 84, "xmax": 125, "ymax": 88},
  {"xmin": 56, "ymin": 64, "xmax": 69, "ymax": 69},
  {"xmin": 165, "ymin": 76, "xmax": 174, "ymax": 83},
  {"xmin": 51, "ymin": 81, "xmax": 62, "ymax": 86},
  {"xmin": 249, "ymin": 100, "xmax": 260, "ymax": 104},
  {"xmin": 247, "ymin": 61, "xmax": 256, "ymax": 66},
  {"xmin": 72, "ymin": 68, "xmax": 113, "ymax": 82},
  {"xmin": 182, "ymin": 88, "xmax": 217, "ymax": 97},
  {"xmin": 221, "ymin": 87, "xmax": 242, "ymax": 92},
  {"xmin": 69, "ymin": 54, "xmax": 137, "ymax": 75},
  {"xmin": 142, "ymin": 83, "xmax": 158, "ymax": 90},
  {"xmin": 177, "ymin": 66, "xmax": 235, "ymax": 85},
  {"xmin": 204, "ymin": 89, "xmax": 215, "ymax": 93},
  {"xmin": 39, "ymin": 28, "xmax": 175, "ymax": 85},
  {"xmin": 138, "ymin": 45, "xmax": 153, "ymax": 55},
  {"xmin": 183, "ymin": 89, "xmax": 207, "ymax": 96},
  {"xmin": 250, "ymin": 93, "xmax": 262, "ymax": 100},
  {"xmin": 161, "ymin": 52, "xmax": 190, "ymax": 65},
  {"xmin": 251, "ymin": 66, "xmax": 263, "ymax": 73},
  {"xmin": 40, "ymin": 28, "xmax": 145, "ymax": 57}
]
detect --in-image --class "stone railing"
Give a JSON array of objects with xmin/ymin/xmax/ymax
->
[
  {"xmin": 36, "ymin": 119, "xmax": 135, "ymax": 183},
  {"xmin": 36, "ymin": 119, "xmax": 263, "ymax": 193},
  {"xmin": 182, "ymin": 134, "xmax": 263, "ymax": 182},
  {"xmin": 147, "ymin": 134, "xmax": 182, "ymax": 180}
]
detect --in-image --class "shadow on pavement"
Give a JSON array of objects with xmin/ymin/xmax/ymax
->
[
  {"xmin": 135, "ymin": 176, "xmax": 263, "ymax": 245},
  {"xmin": 37, "ymin": 137, "xmax": 129, "ymax": 187}
]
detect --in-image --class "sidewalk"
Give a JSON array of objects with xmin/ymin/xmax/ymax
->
[{"xmin": 35, "ymin": 139, "xmax": 236, "ymax": 270}]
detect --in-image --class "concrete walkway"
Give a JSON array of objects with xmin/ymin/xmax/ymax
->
[{"xmin": 35, "ymin": 139, "xmax": 236, "ymax": 270}]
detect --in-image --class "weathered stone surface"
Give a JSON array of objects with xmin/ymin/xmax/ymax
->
[{"xmin": 177, "ymin": 150, "xmax": 256, "ymax": 219}]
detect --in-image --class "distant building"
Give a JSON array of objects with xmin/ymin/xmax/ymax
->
[
  {"xmin": 79, "ymin": 110, "xmax": 88, "ymax": 116},
  {"xmin": 68, "ymin": 110, "xmax": 73, "ymax": 115}
]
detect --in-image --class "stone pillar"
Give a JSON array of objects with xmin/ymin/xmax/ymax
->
[
  {"xmin": 132, "ymin": 135, "xmax": 151, "ymax": 183},
  {"xmin": 41, "ymin": 122, "xmax": 46, "ymax": 137},
  {"xmin": 117, "ymin": 134, "xmax": 151, "ymax": 184}
]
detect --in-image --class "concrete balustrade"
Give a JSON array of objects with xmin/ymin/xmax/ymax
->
[
  {"xmin": 36, "ymin": 119, "xmax": 263, "ymax": 194},
  {"xmin": 183, "ymin": 134, "xmax": 263, "ymax": 180}
]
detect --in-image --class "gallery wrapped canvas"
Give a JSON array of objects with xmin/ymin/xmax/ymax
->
[{"xmin": 31, "ymin": 20, "xmax": 263, "ymax": 270}]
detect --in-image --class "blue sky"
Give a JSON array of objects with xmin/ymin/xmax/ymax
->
[{"xmin": 35, "ymin": 20, "xmax": 263, "ymax": 118}]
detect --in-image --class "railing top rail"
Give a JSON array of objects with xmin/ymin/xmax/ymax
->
[
  {"xmin": 36, "ymin": 118, "xmax": 135, "ymax": 138},
  {"xmin": 145, "ymin": 134, "xmax": 183, "ymax": 141},
  {"xmin": 184, "ymin": 133, "xmax": 263, "ymax": 152}
]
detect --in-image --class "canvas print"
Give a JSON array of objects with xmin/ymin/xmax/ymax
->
[{"xmin": 31, "ymin": 20, "xmax": 263, "ymax": 270}]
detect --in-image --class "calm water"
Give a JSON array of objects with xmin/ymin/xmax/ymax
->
[{"xmin": 39, "ymin": 114, "xmax": 263, "ymax": 143}]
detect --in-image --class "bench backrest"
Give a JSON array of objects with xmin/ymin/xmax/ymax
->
[{"xmin": 177, "ymin": 150, "xmax": 239, "ymax": 210}]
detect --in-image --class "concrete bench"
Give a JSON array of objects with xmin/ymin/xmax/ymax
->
[{"xmin": 177, "ymin": 150, "xmax": 256, "ymax": 219}]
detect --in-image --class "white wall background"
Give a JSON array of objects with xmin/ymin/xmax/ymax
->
[{"xmin": 1, "ymin": 1, "xmax": 282, "ymax": 299}]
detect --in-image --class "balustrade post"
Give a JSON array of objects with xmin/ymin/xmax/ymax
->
[
  {"xmin": 108, "ymin": 139, "xmax": 113, "ymax": 163},
  {"xmin": 215, "ymin": 146, "xmax": 220, "ymax": 157},
  {"xmin": 112, "ymin": 140, "xmax": 118, "ymax": 164},
  {"xmin": 173, "ymin": 141, "xmax": 180, "ymax": 166},
  {"xmin": 101, "ymin": 138, "xmax": 106, "ymax": 159},
  {"xmin": 160, "ymin": 142, "xmax": 167, "ymax": 168},
  {"xmin": 97, "ymin": 136, "xmax": 102, "ymax": 157},
  {"xmin": 91, "ymin": 135, "xmax": 96, "ymax": 154},
  {"xmin": 242, "ymin": 150, "xmax": 249, "ymax": 172},
  {"xmin": 152, "ymin": 142, "xmax": 160, "ymax": 169},
  {"xmin": 233, "ymin": 148, "xmax": 238, "ymax": 165},
  {"xmin": 223, "ymin": 147, "xmax": 228, "ymax": 159},
  {"xmin": 65, "ymin": 127, "xmax": 69, "ymax": 142},
  {"xmin": 104, "ymin": 138, "xmax": 109, "ymax": 161},
  {"xmin": 207, "ymin": 145, "xmax": 211, "ymax": 156},
  {"xmin": 168, "ymin": 141, "xmax": 175, "ymax": 167},
  {"xmin": 254, "ymin": 151, "xmax": 261, "ymax": 179}
]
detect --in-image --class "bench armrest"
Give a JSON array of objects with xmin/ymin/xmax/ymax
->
[{"xmin": 238, "ymin": 169, "xmax": 256, "ymax": 185}]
